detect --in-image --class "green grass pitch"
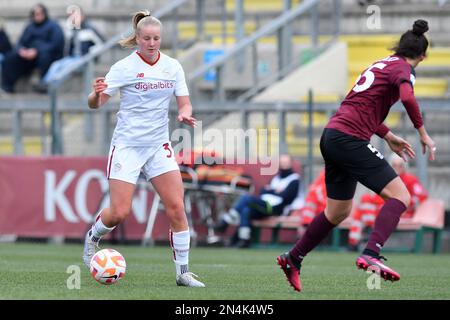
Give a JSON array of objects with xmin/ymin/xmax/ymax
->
[{"xmin": 0, "ymin": 242, "xmax": 449, "ymax": 300}]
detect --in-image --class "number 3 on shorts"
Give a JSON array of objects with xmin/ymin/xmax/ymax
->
[{"xmin": 163, "ymin": 143, "xmax": 173, "ymax": 158}]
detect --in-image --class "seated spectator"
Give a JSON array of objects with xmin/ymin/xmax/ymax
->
[
  {"xmin": 214, "ymin": 154, "xmax": 302, "ymax": 248},
  {"xmin": 0, "ymin": 20, "xmax": 12, "ymax": 59},
  {"xmin": 0, "ymin": 3, "xmax": 64, "ymax": 93},
  {"xmin": 0, "ymin": 20, "xmax": 12, "ymax": 92},
  {"xmin": 348, "ymin": 153, "xmax": 428, "ymax": 250},
  {"xmin": 37, "ymin": 6, "xmax": 104, "ymax": 92}
]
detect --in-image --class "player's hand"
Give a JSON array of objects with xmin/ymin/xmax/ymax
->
[
  {"xmin": 93, "ymin": 77, "xmax": 107, "ymax": 97},
  {"xmin": 420, "ymin": 134, "xmax": 436, "ymax": 161},
  {"xmin": 385, "ymin": 133, "xmax": 415, "ymax": 162},
  {"xmin": 177, "ymin": 112, "xmax": 197, "ymax": 128}
]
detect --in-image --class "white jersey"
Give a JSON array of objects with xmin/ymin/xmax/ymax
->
[{"xmin": 103, "ymin": 51, "xmax": 189, "ymax": 146}]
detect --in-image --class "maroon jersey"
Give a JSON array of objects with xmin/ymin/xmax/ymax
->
[{"xmin": 327, "ymin": 55, "xmax": 415, "ymax": 140}]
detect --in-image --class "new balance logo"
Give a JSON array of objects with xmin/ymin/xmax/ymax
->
[{"xmin": 136, "ymin": 73, "xmax": 145, "ymax": 78}]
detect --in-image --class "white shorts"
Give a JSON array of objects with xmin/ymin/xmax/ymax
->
[{"xmin": 106, "ymin": 142, "xmax": 179, "ymax": 184}]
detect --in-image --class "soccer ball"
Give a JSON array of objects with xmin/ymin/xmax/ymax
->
[{"xmin": 90, "ymin": 249, "xmax": 126, "ymax": 285}]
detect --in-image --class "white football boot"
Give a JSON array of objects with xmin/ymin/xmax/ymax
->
[
  {"xmin": 82, "ymin": 231, "xmax": 99, "ymax": 268},
  {"xmin": 176, "ymin": 272, "xmax": 206, "ymax": 288}
]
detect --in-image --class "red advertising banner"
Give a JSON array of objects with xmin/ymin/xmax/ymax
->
[
  {"xmin": 0, "ymin": 156, "xmax": 170, "ymax": 240},
  {"xmin": 0, "ymin": 156, "xmax": 285, "ymax": 242}
]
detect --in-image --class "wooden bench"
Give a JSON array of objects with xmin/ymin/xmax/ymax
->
[
  {"xmin": 251, "ymin": 215, "xmax": 303, "ymax": 246},
  {"xmin": 393, "ymin": 199, "xmax": 445, "ymax": 253},
  {"xmin": 251, "ymin": 199, "xmax": 445, "ymax": 253}
]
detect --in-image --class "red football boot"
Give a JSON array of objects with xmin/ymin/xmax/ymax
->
[
  {"xmin": 356, "ymin": 254, "xmax": 401, "ymax": 281},
  {"xmin": 277, "ymin": 252, "xmax": 302, "ymax": 292}
]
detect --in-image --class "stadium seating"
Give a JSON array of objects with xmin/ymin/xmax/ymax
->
[
  {"xmin": 225, "ymin": 0, "xmax": 302, "ymax": 13},
  {"xmin": 178, "ymin": 21, "xmax": 258, "ymax": 41},
  {"xmin": 0, "ymin": 136, "xmax": 42, "ymax": 154},
  {"xmin": 198, "ymin": 33, "xmax": 450, "ymax": 98},
  {"xmin": 344, "ymin": 34, "xmax": 450, "ymax": 97}
]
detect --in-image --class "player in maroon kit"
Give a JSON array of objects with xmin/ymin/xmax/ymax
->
[{"xmin": 277, "ymin": 20, "xmax": 437, "ymax": 292}]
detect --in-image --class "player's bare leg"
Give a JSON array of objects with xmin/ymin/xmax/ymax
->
[{"xmin": 83, "ymin": 180, "xmax": 135, "ymax": 268}]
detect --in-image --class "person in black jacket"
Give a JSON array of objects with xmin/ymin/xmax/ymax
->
[
  {"xmin": 215, "ymin": 154, "xmax": 302, "ymax": 248},
  {"xmin": 1, "ymin": 3, "xmax": 64, "ymax": 93},
  {"xmin": 0, "ymin": 22, "xmax": 12, "ymax": 57},
  {"xmin": 0, "ymin": 20, "xmax": 12, "ymax": 91},
  {"xmin": 39, "ymin": 6, "xmax": 104, "ymax": 90}
]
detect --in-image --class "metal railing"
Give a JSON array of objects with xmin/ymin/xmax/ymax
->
[
  {"xmin": 3, "ymin": 95, "xmax": 448, "ymax": 191},
  {"xmin": 187, "ymin": 0, "xmax": 342, "ymax": 102}
]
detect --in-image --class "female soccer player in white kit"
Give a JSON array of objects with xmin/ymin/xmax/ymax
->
[{"xmin": 84, "ymin": 10, "xmax": 205, "ymax": 287}]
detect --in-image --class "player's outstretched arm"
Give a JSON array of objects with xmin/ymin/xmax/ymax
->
[
  {"xmin": 417, "ymin": 126, "xmax": 436, "ymax": 161},
  {"xmin": 88, "ymin": 77, "xmax": 110, "ymax": 109},
  {"xmin": 399, "ymin": 82, "xmax": 436, "ymax": 161}
]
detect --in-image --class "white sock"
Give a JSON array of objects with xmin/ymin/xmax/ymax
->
[
  {"xmin": 238, "ymin": 226, "xmax": 251, "ymax": 240},
  {"xmin": 89, "ymin": 215, "xmax": 115, "ymax": 242},
  {"xmin": 170, "ymin": 229, "xmax": 190, "ymax": 276}
]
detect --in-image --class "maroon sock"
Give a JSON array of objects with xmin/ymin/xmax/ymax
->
[
  {"xmin": 289, "ymin": 212, "xmax": 336, "ymax": 265},
  {"xmin": 365, "ymin": 198, "xmax": 406, "ymax": 255}
]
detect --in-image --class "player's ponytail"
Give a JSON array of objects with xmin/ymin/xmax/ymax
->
[
  {"xmin": 119, "ymin": 10, "xmax": 162, "ymax": 48},
  {"xmin": 393, "ymin": 19, "xmax": 429, "ymax": 59}
]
